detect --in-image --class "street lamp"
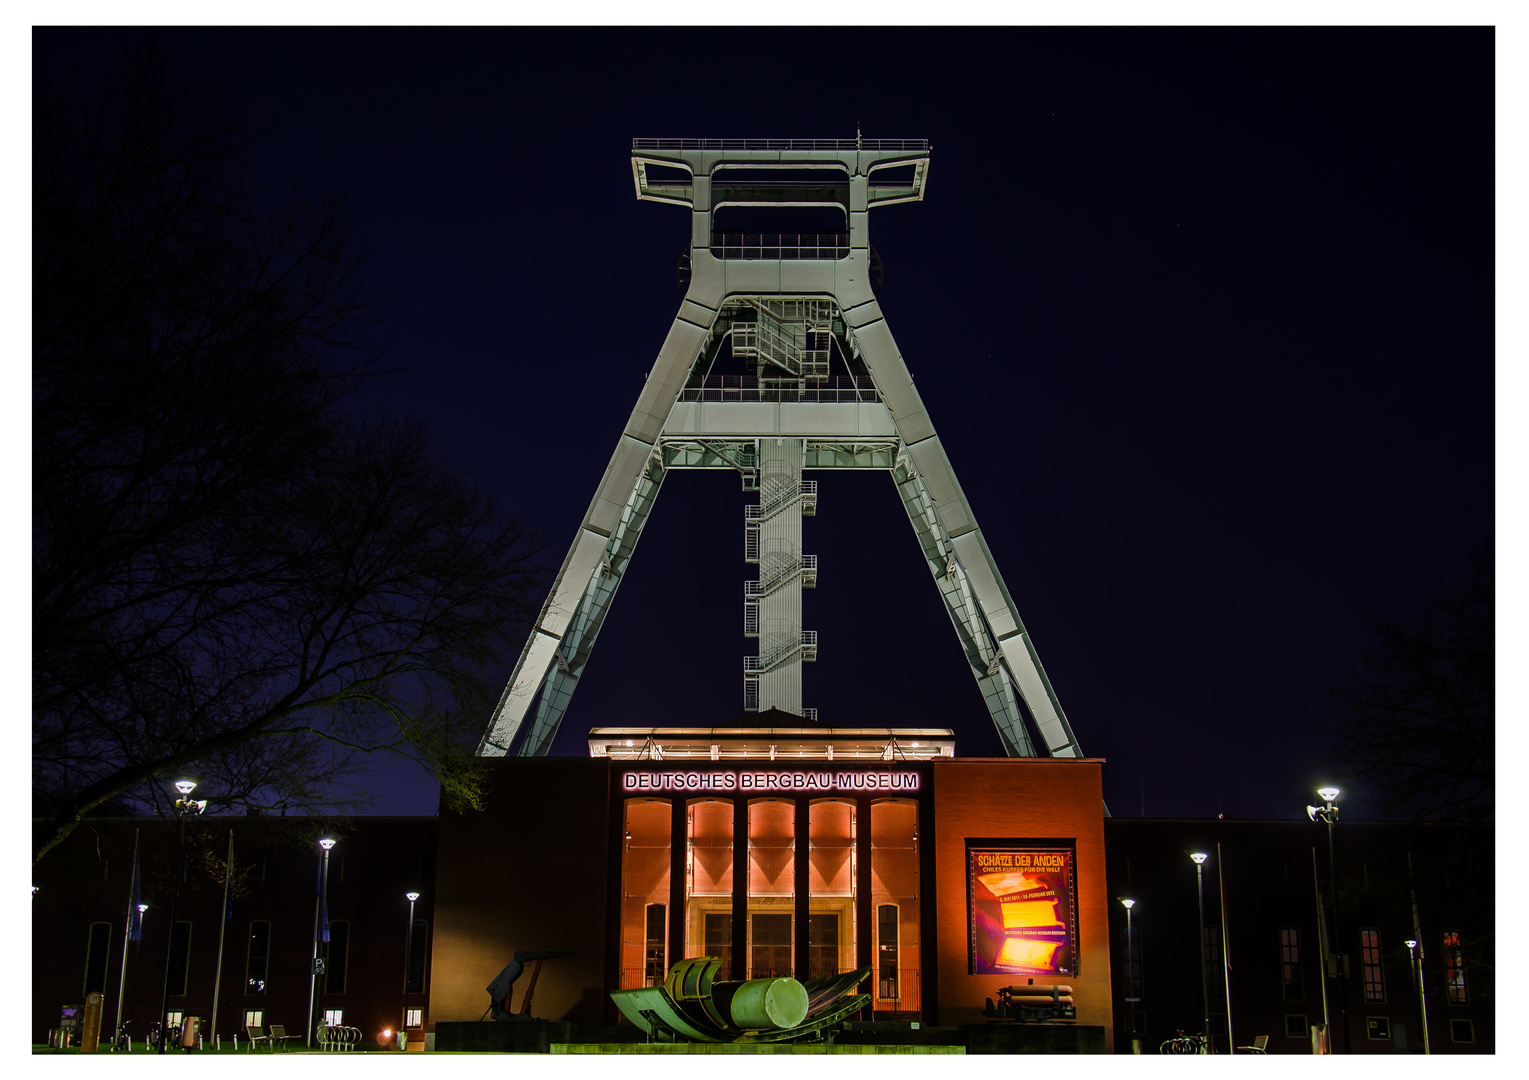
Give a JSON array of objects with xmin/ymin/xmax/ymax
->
[
  {"xmin": 1405, "ymin": 939, "xmax": 1430, "ymax": 1054},
  {"xmin": 1307, "ymin": 786, "xmax": 1348, "ymax": 1053},
  {"xmin": 157, "ymin": 780, "xmax": 205, "ymax": 1054},
  {"xmin": 1191, "ymin": 853, "xmax": 1211, "ymax": 1052},
  {"xmin": 1120, "ymin": 898, "xmax": 1138, "ymax": 1052},
  {"xmin": 307, "ymin": 838, "xmax": 336, "ymax": 1048}
]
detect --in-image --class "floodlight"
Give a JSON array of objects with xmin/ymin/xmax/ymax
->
[{"xmin": 1307, "ymin": 805, "xmax": 1320, "ymax": 821}]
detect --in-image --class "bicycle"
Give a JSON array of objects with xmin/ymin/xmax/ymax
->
[
  {"xmin": 108, "ymin": 1020, "xmax": 132, "ymax": 1052},
  {"xmin": 1160, "ymin": 1030, "xmax": 1210, "ymax": 1054}
]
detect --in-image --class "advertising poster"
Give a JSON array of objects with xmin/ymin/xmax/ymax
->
[{"xmin": 969, "ymin": 847, "xmax": 1077, "ymax": 976}]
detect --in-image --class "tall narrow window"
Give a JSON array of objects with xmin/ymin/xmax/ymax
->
[
  {"xmin": 1121, "ymin": 924, "xmax": 1143, "ymax": 1001},
  {"xmin": 877, "ymin": 904, "xmax": 900, "ymax": 1000},
  {"xmin": 621, "ymin": 800, "xmax": 671, "ymax": 989},
  {"xmin": 644, "ymin": 904, "xmax": 668, "ymax": 985},
  {"xmin": 322, "ymin": 1009, "xmax": 343, "ymax": 1026},
  {"xmin": 871, "ymin": 800, "xmax": 919, "ymax": 1013},
  {"xmin": 83, "ymin": 922, "xmax": 111, "ymax": 996},
  {"xmin": 808, "ymin": 799, "xmax": 856, "ymax": 979},
  {"xmin": 246, "ymin": 921, "xmax": 271, "ymax": 994},
  {"xmin": 1443, "ymin": 931, "xmax": 1468, "ymax": 1004},
  {"xmin": 243, "ymin": 1009, "xmax": 263, "ymax": 1028},
  {"xmin": 1280, "ymin": 928, "xmax": 1303, "ymax": 1000},
  {"xmin": 1360, "ymin": 929, "xmax": 1385, "ymax": 1002},
  {"xmin": 168, "ymin": 921, "xmax": 192, "ymax": 996},
  {"xmin": 748, "ymin": 799, "xmax": 794, "ymax": 978},
  {"xmin": 324, "ymin": 920, "xmax": 349, "ymax": 994},
  {"xmin": 685, "ymin": 800, "xmax": 733, "ymax": 978},
  {"xmin": 405, "ymin": 921, "xmax": 428, "ymax": 993}
]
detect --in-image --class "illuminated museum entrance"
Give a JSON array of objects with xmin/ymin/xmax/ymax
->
[{"xmin": 615, "ymin": 783, "xmax": 924, "ymax": 1015}]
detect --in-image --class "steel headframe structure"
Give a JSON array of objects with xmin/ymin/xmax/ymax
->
[{"xmin": 476, "ymin": 137, "xmax": 1085, "ymax": 763}]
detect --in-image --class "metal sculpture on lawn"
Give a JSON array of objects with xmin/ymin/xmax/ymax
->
[{"xmin": 611, "ymin": 956, "xmax": 871, "ymax": 1043}]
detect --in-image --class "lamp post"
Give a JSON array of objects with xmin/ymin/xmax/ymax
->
[
  {"xmin": 157, "ymin": 780, "xmax": 206, "ymax": 1055},
  {"xmin": 307, "ymin": 837, "xmax": 335, "ymax": 1048},
  {"xmin": 1191, "ymin": 853, "xmax": 1211, "ymax": 1052},
  {"xmin": 1120, "ymin": 898, "xmax": 1138, "ymax": 1052},
  {"xmin": 405, "ymin": 891, "xmax": 420, "ymax": 991},
  {"xmin": 1405, "ymin": 940, "xmax": 1430, "ymax": 1054},
  {"xmin": 129, "ymin": 903, "xmax": 147, "ymax": 1049},
  {"xmin": 1307, "ymin": 786, "xmax": 1348, "ymax": 1053}
]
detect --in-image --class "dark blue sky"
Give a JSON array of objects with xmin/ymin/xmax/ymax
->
[{"xmin": 34, "ymin": 27, "xmax": 1495, "ymax": 821}]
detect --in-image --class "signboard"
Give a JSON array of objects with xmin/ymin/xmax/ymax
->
[
  {"xmin": 968, "ymin": 846, "xmax": 1078, "ymax": 976},
  {"xmin": 622, "ymin": 769, "xmax": 920, "ymax": 793},
  {"xmin": 80, "ymin": 992, "xmax": 103, "ymax": 1052}
]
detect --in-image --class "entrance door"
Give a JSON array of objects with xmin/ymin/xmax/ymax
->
[
  {"xmin": 750, "ymin": 913, "xmax": 792, "ymax": 978},
  {"xmin": 704, "ymin": 913, "xmax": 733, "ymax": 981},
  {"xmin": 808, "ymin": 913, "xmax": 840, "ymax": 979}
]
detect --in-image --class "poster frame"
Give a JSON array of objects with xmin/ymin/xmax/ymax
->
[{"xmin": 964, "ymin": 837, "xmax": 1080, "ymax": 977}]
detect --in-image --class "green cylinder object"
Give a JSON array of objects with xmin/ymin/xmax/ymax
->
[{"xmin": 725, "ymin": 977, "xmax": 809, "ymax": 1030}]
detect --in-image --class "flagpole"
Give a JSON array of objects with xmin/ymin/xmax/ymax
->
[
  {"xmin": 209, "ymin": 829, "xmax": 233, "ymax": 1046},
  {"xmin": 113, "ymin": 829, "xmax": 140, "ymax": 1047},
  {"xmin": 1217, "ymin": 842, "xmax": 1234, "ymax": 1053}
]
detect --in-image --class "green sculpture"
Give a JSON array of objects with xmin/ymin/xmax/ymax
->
[{"xmin": 611, "ymin": 957, "xmax": 871, "ymax": 1043}]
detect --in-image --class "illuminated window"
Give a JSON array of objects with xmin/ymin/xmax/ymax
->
[
  {"xmin": 877, "ymin": 905, "xmax": 900, "ymax": 999},
  {"xmin": 620, "ymin": 799, "xmax": 671, "ymax": 989},
  {"xmin": 243, "ymin": 1010, "xmax": 263, "ymax": 1029},
  {"xmin": 808, "ymin": 799, "xmax": 856, "ymax": 980},
  {"xmin": 166, "ymin": 1010, "xmax": 183, "ymax": 1029},
  {"xmin": 1360, "ymin": 929, "xmax": 1385, "ymax": 1002},
  {"xmin": 1443, "ymin": 931, "xmax": 1467, "ymax": 1004},
  {"xmin": 405, "ymin": 1008, "xmax": 423, "ymax": 1028},
  {"xmin": 644, "ymin": 904, "xmax": 667, "ymax": 985},
  {"xmin": 323, "ymin": 1009, "xmax": 343, "ymax": 1026},
  {"xmin": 83, "ymin": 922, "xmax": 111, "ymax": 996},
  {"xmin": 685, "ymin": 799, "xmax": 733, "ymax": 979},
  {"xmin": 1121, "ymin": 924, "xmax": 1143, "ymax": 1001},
  {"xmin": 1280, "ymin": 927, "xmax": 1303, "ymax": 1000},
  {"xmin": 324, "ymin": 920, "xmax": 349, "ymax": 993},
  {"xmin": 748, "ymin": 799, "xmax": 794, "ymax": 978},
  {"xmin": 245, "ymin": 921, "xmax": 270, "ymax": 994},
  {"xmin": 168, "ymin": 921, "xmax": 192, "ymax": 996},
  {"xmin": 871, "ymin": 800, "xmax": 919, "ymax": 1012}
]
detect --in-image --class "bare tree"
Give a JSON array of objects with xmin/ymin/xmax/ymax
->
[
  {"xmin": 1325, "ymin": 551, "xmax": 1493, "ymax": 823},
  {"xmin": 33, "ymin": 46, "xmax": 541, "ymax": 864}
]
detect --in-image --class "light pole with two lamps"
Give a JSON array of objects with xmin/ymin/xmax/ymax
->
[
  {"xmin": 1190, "ymin": 853, "xmax": 1211, "ymax": 1052},
  {"xmin": 1307, "ymin": 786, "xmax": 1349, "ymax": 1053},
  {"xmin": 307, "ymin": 837, "xmax": 336, "ymax": 1048},
  {"xmin": 157, "ymin": 780, "xmax": 205, "ymax": 1055}
]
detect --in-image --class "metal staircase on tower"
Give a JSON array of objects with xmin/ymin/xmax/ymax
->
[{"xmin": 476, "ymin": 136, "xmax": 1087, "ymax": 766}]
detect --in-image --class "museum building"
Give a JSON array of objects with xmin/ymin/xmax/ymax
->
[{"xmin": 33, "ymin": 711, "xmax": 1493, "ymax": 1055}]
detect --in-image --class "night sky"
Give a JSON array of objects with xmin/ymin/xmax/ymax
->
[{"xmin": 32, "ymin": 26, "xmax": 1496, "ymax": 823}]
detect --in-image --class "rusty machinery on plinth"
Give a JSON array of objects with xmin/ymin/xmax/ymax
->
[{"xmin": 611, "ymin": 957, "xmax": 871, "ymax": 1044}]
